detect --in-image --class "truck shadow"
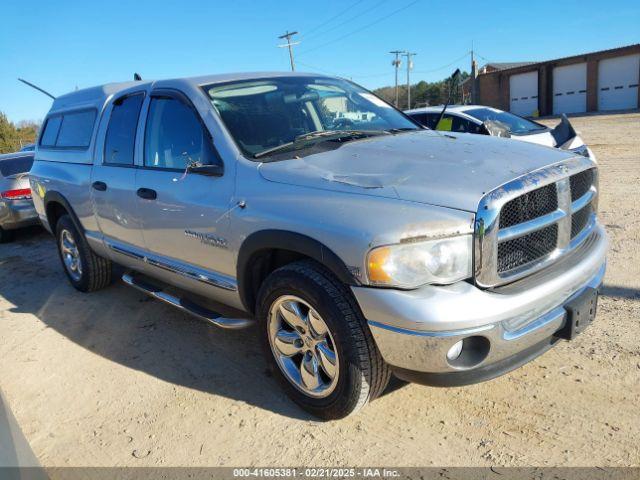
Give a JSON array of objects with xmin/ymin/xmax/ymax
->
[
  {"xmin": 600, "ymin": 284, "xmax": 640, "ymax": 300},
  {"xmin": 0, "ymin": 228, "xmax": 404, "ymax": 422}
]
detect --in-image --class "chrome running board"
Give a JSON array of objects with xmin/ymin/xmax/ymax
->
[{"xmin": 122, "ymin": 273, "xmax": 253, "ymax": 330}]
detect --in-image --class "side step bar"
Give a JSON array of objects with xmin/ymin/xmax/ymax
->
[{"xmin": 122, "ymin": 273, "xmax": 253, "ymax": 330}]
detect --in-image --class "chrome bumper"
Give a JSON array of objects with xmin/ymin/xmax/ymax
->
[
  {"xmin": 352, "ymin": 224, "xmax": 607, "ymax": 377},
  {"xmin": 0, "ymin": 199, "xmax": 39, "ymax": 230}
]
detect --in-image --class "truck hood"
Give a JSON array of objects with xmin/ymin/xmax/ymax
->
[{"xmin": 258, "ymin": 130, "xmax": 575, "ymax": 212}]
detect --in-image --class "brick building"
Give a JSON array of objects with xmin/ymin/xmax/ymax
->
[{"xmin": 464, "ymin": 44, "xmax": 640, "ymax": 116}]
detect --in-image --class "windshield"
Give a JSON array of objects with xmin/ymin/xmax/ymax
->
[
  {"xmin": 204, "ymin": 76, "xmax": 419, "ymax": 158},
  {"xmin": 464, "ymin": 108, "xmax": 548, "ymax": 135}
]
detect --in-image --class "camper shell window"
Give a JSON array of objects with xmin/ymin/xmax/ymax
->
[{"xmin": 39, "ymin": 109, "xmax": 97, "ymax": 149}]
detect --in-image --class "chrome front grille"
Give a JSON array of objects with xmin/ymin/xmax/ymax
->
[
  {"xmin": 570, "ymin": 168, "xmax": 594, "ymax": 201},
  {"xmin": 475, "ymin": 157, "xmax": 599, "ymax": 288},
  {"xmin": 499, "ymin": 183, "xmax": 558, "ymax": 228},
  {"xmin": 497, "ymin": 223, "xmax": 558, "ymax": 273},
  {"xmin": 571, "ymin": 204, "xmax": 593, "ymax": 239}
]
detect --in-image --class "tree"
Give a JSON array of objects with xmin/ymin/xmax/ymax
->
[
  {"xmin": 373, "ymin": 71, "xmax": 470, "ymax": 110},
  {"xmin": 0, "ymin": 112, "xmax": 40, "ymax": 153}
]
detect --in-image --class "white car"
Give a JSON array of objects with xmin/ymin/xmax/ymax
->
[{"xmin": 405, "ymin": 105, "xmax": 595, "ymax": 159}]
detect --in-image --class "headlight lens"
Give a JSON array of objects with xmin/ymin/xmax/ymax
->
[
  {"xmin": 570, "ymin": 144, "xmax": 588, "ymax": 157},
  {"xmin": 367, "ymin": 235, "xmax": 473, "ymax": 288},
  {"xmin": 569, "ymin": 144, "xmax": 597, "ymax": 163}
]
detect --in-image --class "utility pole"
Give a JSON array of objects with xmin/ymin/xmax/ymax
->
[
  {"xmin": 389, "ymin": 50, "xmax": 405, "ymax": 107},
  {"xmin": 470, "ymin": 43, "xmax": 478, "ymax": 104},
  {"xmin": 402, "ymin": 52, "xmax": 416, "ymax": 109},
  {"xmin": 278, "ymin": 31, "xmax": 300, "ymax": 71}
]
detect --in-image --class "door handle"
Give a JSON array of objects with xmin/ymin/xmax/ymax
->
[
  {"xmin": 137, "ymin": 188, "xmax": 157, "ymax": 200},
  {"xmin": 92, "ymin": 181, "xmax": 107, "ymax": 191}
]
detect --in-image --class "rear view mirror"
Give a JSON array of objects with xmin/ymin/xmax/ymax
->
[{"xmin": 187, "ymin": 163, "xmax": 224, "ymax": 177}]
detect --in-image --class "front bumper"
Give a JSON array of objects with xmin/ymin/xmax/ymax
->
[
  {"xmin": 0, "ymin": 198, "xmax": 39, "ymax": 230},
  {"xmin": 352, "ymin": 224, "xmax": 607, "ymax": 385}
]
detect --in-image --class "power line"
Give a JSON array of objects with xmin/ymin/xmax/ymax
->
[
  {"xmin": 296, "ymin": 60, "xmax": 345, "ymax": 77},
  {"xmin": 412, "ymin": 51, "xmax": 471, "ymax": 74},
  {"xmin": 297, "ymin": 50, "xmax": 474, "ymax": 88},
  {"xmin": 302, "ymin": 0, "xmax": 368, "ymax": 39},
  {"xmin": 298, "ymin": 0, "xmax": 421, "ymax": 56},
  {"xmin": 277, "ymin": 31, "xmax": 300, "ymax": 71},
  {"xmin": 474, "ymin": 51, "xmax": 492, "ymax": 65},
  {"xmin": 297, "ymin": 60, "xmax": 396, "ymax": 82},
  {"xmin": 302, "ymin": 0, "xmax": 387, "ymax": 43},
  {"xmin": 352, "ymin": 51, "xmax": 472, "ymax": 78},
  {"xmin": 352, "ymin": 71, "xmax": 394, "ymax": 79}
]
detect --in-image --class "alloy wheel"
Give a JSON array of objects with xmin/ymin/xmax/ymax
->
[
  {"xmin": 267, "ymin": 295, "xmax": 339, "ymax": 398},
  {"xmin": 60, "ymin": 229, "xmax": 83, "ymax": 282}
]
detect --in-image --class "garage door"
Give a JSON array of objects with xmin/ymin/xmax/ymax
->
[
  {"xmin": 510, "ymin": 71, "xmax": 538, "ymax": 116},
  {"xmin": 598, "ymin": 54, "xmax": 640, "ymax": 111},
  {"xmin": 553, "ymin": 63, "xmax": 587, "ymax": 114}
]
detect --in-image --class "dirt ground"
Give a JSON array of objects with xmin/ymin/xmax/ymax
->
[{"xmin": 0, "ymin": 113, "xmax": 639, "ymax": 468}]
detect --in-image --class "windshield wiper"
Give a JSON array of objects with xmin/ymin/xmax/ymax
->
[
  {"xmin": 385, "ymin": 127, "xmax": 418, "ymax": 134},
  {"xmin": 253, "ymin": 130, "xmax": 388, "ymax": 159}
]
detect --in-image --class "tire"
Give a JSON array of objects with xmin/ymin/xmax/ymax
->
[
  {"xmin": 0, "ymin": 226, "xmax": 13, "ymax": 243},
  {"xmin": 55, "ymin": 214, "xmax": 112, "ymax": 292},
  {"xmin": 256, "ymin": 259, "xmax": 390, "ymax": 420}
]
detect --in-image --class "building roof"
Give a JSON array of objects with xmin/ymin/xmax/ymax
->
[
  {"xmin": 476, "ymin": 43, "xmax": 640, "ymax": 76},
  {"xmin": 483, "ymin": 62, "xmax": 536, "ymax": 71}
]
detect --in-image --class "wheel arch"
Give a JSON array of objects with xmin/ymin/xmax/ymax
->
[
  {"xmin": 43, "ymin": 191, "xmax": 84, "ymax": 235},
  {"xmin": 237, "ymin": 230, "xmax": 360, "ymax": 314}
]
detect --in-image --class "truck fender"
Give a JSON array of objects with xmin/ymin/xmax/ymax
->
[
  {"xmin": 43, "ymin": 191, "xmax": 85, "ymax": 235},
  {"xmin": 236, "ymin": 230, "xmax": 360, "ymax": 312}
]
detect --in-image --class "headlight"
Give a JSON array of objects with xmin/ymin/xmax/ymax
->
[
  {"xmin": 570, "ymin": 144, "xmax": 590, "ymax": 158},
  {"xmin": 570, "ymin": 144, "xmax": 597, "ymax": 163},
  {"xmin": 367, "ymin": 235, "xmax": 473, "ymax": 288}
]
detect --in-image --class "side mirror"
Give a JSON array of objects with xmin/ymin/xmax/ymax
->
[{"xmin": 188, "ymin": 163, "xmax": 224, "ymax": 177}]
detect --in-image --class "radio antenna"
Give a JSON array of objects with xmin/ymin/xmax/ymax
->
[{"xmin": 18, "ymin": 78, "xmax": 56, "ymax": 100}]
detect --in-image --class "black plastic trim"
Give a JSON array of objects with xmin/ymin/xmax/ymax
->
[
  {"xmin": 392, "ymin": 336, "xmax": 561, "ymax": 387},
  {"xmin": 237, "ymin": 230, "xmax": 359, "ymax": 312},
  {"xmin": 43, "ymin": 191, "xmax": 85, "ymax": 235}
]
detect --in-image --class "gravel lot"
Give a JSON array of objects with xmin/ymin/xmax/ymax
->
[{"xmin": 0, "ymin": 112, "xmax": 638, "ymax": 467}]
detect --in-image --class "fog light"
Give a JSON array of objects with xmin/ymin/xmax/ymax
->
[{"xmin": 446, "ymin": 340, "xmax": 463, "ymax": 361}]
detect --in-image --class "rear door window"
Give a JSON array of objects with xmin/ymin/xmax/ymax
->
[
  {"xmin": 449, "ymin": 115, "xmax": 483, "ymax": 134},
  {"xmin": 408, "ymin": 113, "xmax": 429, "ymax": 127},
  {"xmin": 409, "ymin": 113, "xmax": 440, "ymax": 129},
  {"xmin": 56, "ymin": 110, "xmax": 97, "ymax": 148},
  {"xmin": 104, "ymin": 94, "xmax": 144, "ymax": 165}
]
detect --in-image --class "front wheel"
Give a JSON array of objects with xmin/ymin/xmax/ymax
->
[{"xmin": 257, "ymin": 260, "xmax": 390, "ymax": 420}]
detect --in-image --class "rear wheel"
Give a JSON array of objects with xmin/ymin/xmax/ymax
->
[
  {"xmin": 55, "ymin": 214, "xmax": 112, "ymax": 292},
  {"xmin": 257, "ymin": 260, "xmax": 390, "ymax": 420}
]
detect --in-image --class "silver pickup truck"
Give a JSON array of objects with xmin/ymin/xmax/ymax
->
[{"xmin": 29, "ymin": 72, "xmax": 607, "ymax": 419}]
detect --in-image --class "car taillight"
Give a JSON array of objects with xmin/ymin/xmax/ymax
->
[{"xmin": 1, "ymin": 188, "xmax": 32, "ymax": 200}]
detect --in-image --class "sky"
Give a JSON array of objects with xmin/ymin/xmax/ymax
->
[{"xmin": 1, "ymin": 0, "xmax": 639, "ymax": 123}]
